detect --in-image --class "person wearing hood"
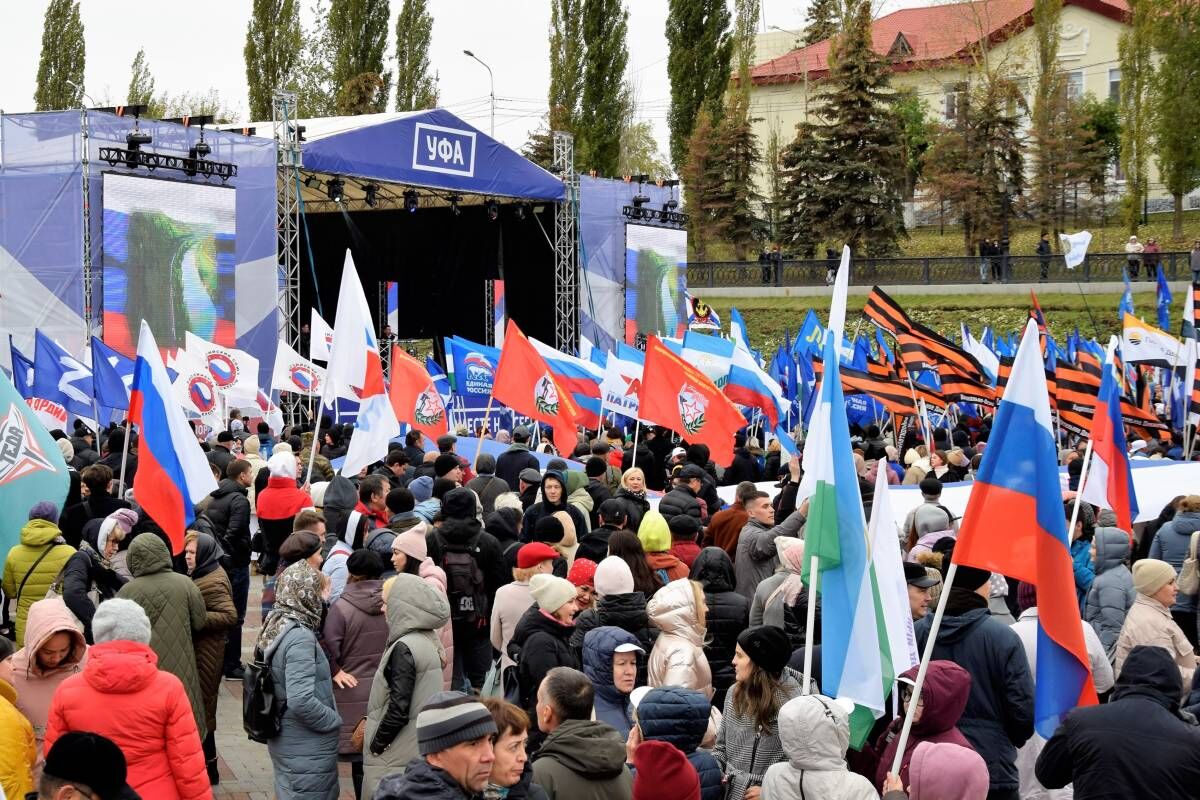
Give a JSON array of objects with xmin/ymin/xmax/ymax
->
[
  {"xmin": 362, "ymin": 572, "xmax": 453, "ymax": 799},
  {"xmin": 497, "ymin": 426, "xmax": 542, "ymax": 492},
  {"xmin": 488, "ymin": 502, "xmax": 525, "ymax": 569},
  {"xmin": 882, "ymin": 741, "xmax": 990, "ymax": 800},
  {"xmin": 902, "ymin": 478, "xmax": 958, "ymax": 560},
  {"xmin": 256, "ymin": 450, "xmax": 315, "ymax": 577},
  {"xmin": 871, "ymin": 661, "xmax": 974, "ymax": 791},
  {"xmin": 326, "ymin": 510, "xmax": 372, "ymax": 599},
  {"xmin": 480, "ymin": 696, "xmax": 551, "ymax": 800},
  {"xmin": 10, "ymin": 597, "xmax": 88, "ymax": 752},
  {"xmin": 258, "ymin": 560, "xmax": 342, "ymax": 799},
  {"xmin": 43, "ymin": 598, "xmax": 208, "ymax": 800},
  {"xmin": 509, "ymin": 574, "xmax": 580, "ymax": 751},
  {"xmin": 629, "ymin": 739, "xmax": 700, "ymax": 800},
  {"xmin": 183, "ymin": 531, "xmax": 237, "ymax": 784},
  {"xmin": 58, "ymin": 510, "xmax": 130, "ymax": 643},
  {"xmin": 646, "ymin": 578, "xmax": 713, "ymax": 699},
  {"xmin": 1084, "ymin": 527, "xmax": 1136, "ymax": 659},
  {"xmin": 1148, "ymin": 494, "xmax": 1200, "ymax": 646},
  {"xmin": 914, "ymin": 564, "xmax": 1034, "ymax": 798},
  {"xmin": 551, "ymin": 509, "xmax": 580, "ymax": 568},
  {"xmin": 639, "ymin": 510, "xmax": 690, "ymax": 583},
  {"xmin": 716, "ymin": 626, "xmax": 815, "ymax": 800},
  {"xmin": 1036, "ymin": 644, "xmax": 1200, "ymax": 798},
  {"xmin": 322, "ymin": 549, "xmax": 389, "ymax": 799},
  {"xmin": 751, "ymin": 537, "xmax": 804, "ymax": 630},
  {"xmin": 690, "ymin": 547, "xmax": 748, "ymax": 708},
  {"xmin": 240, "ymin": 432, "xmax": 269, "ymax": 505},
  {"xmin": 521, "ymin": 471, "xmax": 587, "ymax": 543},
  {"xmin": 571, "ymin": 556, "xmax": 659, "ymax": 684},
  {"xmin": 563, "ymin": 470, "xmax": 595, "ymax": 534},
  {"xmin": 1115, "ymin": 558, "xmax": 1196, "ymax": 690},
  {"xmin": 583, "ymin": 626, "xmax": 644, "ymax": 739},
  {"xmin": 615, "ymin": 467, "xmax": 651, "ymax": 534},
  {"xmin": 761, "ymin": 694, "xmax": 878, "ymax": 800},
  {"xmin": 391, "ymin": 524, "xmax": 456, "ymax": 691},
  {"xmin": 3, "ymin": 501, "xmax": 76, "ymax": 646},
  {"xmin": 532, "ymin": 666, "xmax": 633, "ymax": 800},
  {"xmin": 116, "ymin": 532, "xmax": 208, "ymax": 739},
  {"xmin": 630, "ymin": 686, "xmax": 722, "ymax": 800}
]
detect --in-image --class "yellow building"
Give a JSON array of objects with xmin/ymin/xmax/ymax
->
[{"xmin": 747, "ymin": 0, "xmax": 1189, "ymax": 218}]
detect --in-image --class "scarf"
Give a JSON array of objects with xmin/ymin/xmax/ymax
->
[
  {"xmin": 768, "ymin": 539, "xmax": 807, "ymax": 607},
  {"xmin": 257, "ymin": 561, "xmax": 325, "ymax": 655},
  {"xmin": 189, "ymin": 532, "xmax": 224, "ymax": 579}
]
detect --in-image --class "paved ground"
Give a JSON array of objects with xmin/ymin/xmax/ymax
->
[{"xmin": 211, "ymin": 574, "xmax": 356, "ymax": 800}]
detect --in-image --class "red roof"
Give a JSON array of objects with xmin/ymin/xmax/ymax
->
[{"xmin": 751, "ymin": 0, "xmax": 1129, "ymax": 85}]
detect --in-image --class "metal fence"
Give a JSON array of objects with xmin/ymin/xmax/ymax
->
[{"xmin": 687, "ymin": 251, "xmax": 1192, "ymax": 289}]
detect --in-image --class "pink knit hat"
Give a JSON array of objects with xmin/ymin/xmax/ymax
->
[{"xmin": 392, "ymin": 524, "xmax": 429, "ymax": 561}]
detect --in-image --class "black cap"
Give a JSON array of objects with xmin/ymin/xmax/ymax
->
[
  {"xmin": 903, "ymin": 561, "xmax": 938, "ymax": 588},
  {"xmin": 918, "ymin": 476, "xmax": 942, "ymax": 497},
  {"xmin": 43, "ymin": 731, "xmax": 137, "ymax": 800},
  {"xmin": 955, "ymin": 564, "xmax": 993, "ymax": 591},
  {"xmin": 598, "ymin": 498, "xmax": 628, "ymax": 524},
  {"xmin": 668, "ymin": 514, "xmax": 701, "ymax": 539},
  {"xmin": 347, "ymin": 549, "xmax": 385, "ymax": 579},
  {"xmin": 434, "ymin": 453, "xmax": 462, "ymax": 477},
  {"xmin": 436, "ymin": 434, "xmax": 457, "ymax": 450},
  {"xmin": 217, "ymin": 430, "xmax": 235, "ymax": 443},
  {"xmin": 678, "ymin": 464, "xmax": 706, "ymax": 481},
  {"xmin": 519, "ymin": 467, "xmax": 543, "ymax": 485}
]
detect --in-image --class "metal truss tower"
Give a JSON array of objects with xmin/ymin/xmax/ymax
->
[
  {"xmin": 552, "ymin": 131, "xmax": 579, "ymax": 352},
  {"xmin": 273, "ymin": 91, "xmax": 302, "ymax": 350}
]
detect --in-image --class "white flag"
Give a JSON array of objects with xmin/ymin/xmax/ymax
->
[
  {"xmin": 271, "ymin": 340, "xmax": 326, "ymax": 398},
  {"xmin": 310, "ymin": 309, "xmax": 334, "ymax": 362},
  {"xmin": 184, "ymin": 331, "xmax": 261, "ymax": 405},
  {"xmin": 1059, "ymin": 231, "xmax": 1092, "ymax": 269},
  {"xmin": 169, "ymin": 348, "xmax": 226, "ymax": 431}
]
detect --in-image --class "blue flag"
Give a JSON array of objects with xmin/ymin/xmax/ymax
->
[
  {"xmin": 33, "ymin": 331, "xmax": 94, "ymax": 419},
  {"xmin": 0, "ymin": 368, "xmax": 71, "ymax": 554},
  {"xmin": 91, "ymin": 337, "xmax": 134, "ymax": 411},
  {"xmin": 875, "ymin": 328, "xmax": 894, "ymax": 364},
  {"xmin": 795, "ymin": 310, "xmax": 825, "ymax": 359},
  {"xmin": 1157, "ymin": 265, "xmax": 1172, "ymax": 331},
  {"xmin": 9, "ymin": 341, "xmax": 34, "ymax": 399}
]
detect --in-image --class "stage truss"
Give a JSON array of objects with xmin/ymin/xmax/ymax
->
[
  {"xmin": 553, "ymin": 131, "xmax": 579, "ymax": 353},
  {"xmin": 274, "ymin": 91, "xmax": 303, "ymax": 352}
]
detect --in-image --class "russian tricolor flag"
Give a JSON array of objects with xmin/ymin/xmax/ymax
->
[
  {"xmin": 1081, "ymin": 337, "xmax": 1139, "ymax": 532},
  {"xmin": 953, "ymin": 318, "xmax": 1098, "ymax": 737},
  {"xmin": 531, "ymin": 337, "xmax": 604, "ymax": 430},
  {"xmin": 129, "ymin": 320, "xmax": 219, "ymax": 553}
]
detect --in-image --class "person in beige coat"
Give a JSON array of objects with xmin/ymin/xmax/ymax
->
[
  {"xmin": 646, "ymin": 578, "xmax": 712, "ymax": 699},
  {"xmin": 490, "ymin": 543, "xmax": 557, "ymax": 671},
  {"xmin": 1115, "ymin": 559, "xmax": 1195, "ymax": 693}
]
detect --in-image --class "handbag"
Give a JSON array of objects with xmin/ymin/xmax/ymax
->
[
  {"xmin": 350, "ymin": 717, "xmax": 367, "ymax": 752},
  {"xmin": 1177, "ymin": 532, "xmax": 1200, "ymax": 595},
  {"xmin": 481, "ymin": 656, "xmax": 520, "ymax": 703},
  {"xmin": 242, "ymin": 622, "xmax": 294, "ymax": 743}
]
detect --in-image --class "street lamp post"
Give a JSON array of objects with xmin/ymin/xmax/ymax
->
[{"xmin": 463, "ymin": 49, "xmax": 495, "ymax": 137}]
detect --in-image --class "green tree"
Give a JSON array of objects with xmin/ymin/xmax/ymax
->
[
  {"xmin": 394, "ymin": 0, "xmax": 438, "ymax": 111},
  {"xmin": 522, "ymin": 119, "xmax": 556, "ymax": 171},
  {"xmin": 127, "ymin": 48, "xmax": 156, "ymax": 108},
  {"xmin": 329, "ymin": 0, "xmax": 392, "ymax": 114},
  {"xmin": 244, "ymin": 0, "xmax": 303, "ymax": 121},
  {"xmin": 1118, "ymin": 0, "xmax": 1153, "ymax": 234},
  {"xmin": 778, "ymin": 121, "xmax": 822, "ymax": 257},
  {"xmin": 803, "ymin": 0, "xmax": 841, "ymax": 45},
  {"xmin": 548, "ymin": 0, "xmax": 585, "ymax": 133},
  {"xmin": 577, "ymin": 0, "xmax": 629, "ymax": 175},
  {"xmin": 679, "ymin": 110, "xmax": 724, "ymax": 260},
  {"xmin": 295, "ymin": 0, "xmax": 338, "ymax": 116},
  {"xmin": 763, "ymin": 123, "xmax": 785, "ymax": 244},
  {"xmin": 34, "ymin": 0, "xmax": 85, "ymax": 111},
  {"xmin": 666, "ymin": 0, "xmax": 733, "ymax": 170},
  {"xmin": 617, "ymin": 82, "xmax": 669, "ymax": 177},
  {"xmin": 894, "ymin": 90, "xmax": 932, "ymax": 200},
  {"xmin": 1029, "ymin": 0, "xmax": 1064, "ymax": 234},
  {"xmin": 1150, "ymin": 0, "xmax": 1200, "ymax": 240},
  {"xmin": 159, "ymin": 89, "xmax": 239, "ymax": 124}
]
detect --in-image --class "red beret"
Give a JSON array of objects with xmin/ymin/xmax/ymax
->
[{"xmin": 517, "ymin": 542, "xmax": 559, "ymax": 569}]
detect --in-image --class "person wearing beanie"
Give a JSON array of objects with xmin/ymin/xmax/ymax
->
[
  {"xmin": 425, "ymin": 487, "xmax": 507, "ymax": 693},
  {"xmin": 646, "ymin": 578, "xmax": 712, "ymax": 699},
  {"xmin": 1115, "ymin": 559, "xmax": 1196, "ymax": 690},
  {"xmin": 1084, "ymin": 527, "xmax": 1136, "ymax": 658},
  {"xmin": 631, "ymin": 740, "xmax": 700, "ymax": 800},
  {"xmin": 256, "ymin": 450, "xmax": 314, "ymax": 577},
  {"xmin": 361, "ymin": 573, "xmax": 453, "ymax": 799},
  {"xmin": 435, "ymin": 453, "xmax": 465, "ymax": 485},
  {"xmin": 373, "ymin": 691, "xmax": 499, "ymax": 800},
  {"xmin": 570, "ymin": 555, "xmax": 659, "ymax": 685},
  {"xmin": 638, "ymin": 510, "xmax": 690, "ymax": 582},
  {"xmin": 2, "ymin": 502, "xmax": 75, "ymax": 647},
  {"xmin": 575, "ymin": 497, "xmax": 628, "ymax": 565},
  {"xmin": 568, "ymin": 558, "xmax": 598, "ymax": 612},
  {"xmin": 521, "ymin": 471, "xmax": 587, "ymax": 549},
  {"xmin": 58, "ymin": 509, "xmax": 132, "ymax": 644},
  {"xmin": 410, "ymin": 474, "xmax": 436, "ymax": 504},
  {"xmin": 668, "ymin": 514, "xmax": 703, "ymax": 569},
  {"xmin": 914, "ymin": 563, "xmax": 1034, "ymax": 796},
  {"xmin": 322, "ymin": 549, "xmax": 389, "ymax": 797},
  {"xmin": 492, "ymin": 543, "xmax": 559, "ymax": 673},
  {"xmin": 582, "ymin": 626, "xmax": 644, "ymax": 739},
  {"xmin": 43, "ymin": 598, "xmax": 209, "ymax": 800},
  {"xmin": 486, "ymin": 502, "xmax": 524, "ymax": 571},
  {"xmin": 1148, "ymin": 494, "xmax": 1200, "ymax": 647},
  {"xmin": 583, "ymin": 456, "xmax": 614, "ymax": 529},
  {"xmin": 689, "ymin": 547, "xmax": 748, "ymax": 709},
  {"xmin": 508, "ymin": 575, "xmax": 580, "ymax": 751},
  {"xmin": 760, "ymin": 694, "xmax": 878, "ymax": 800}
]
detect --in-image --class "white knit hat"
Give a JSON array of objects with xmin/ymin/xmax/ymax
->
[
  {"xmin": 594, "ymin": 556, "xmax": 635, "ymax": 597},
  {"xmin": 530, "ymin": 573, "xmax": 576, "ymax": 613},
  {"xmin": 92, "ymin": 598, "xmax": 152, "ymax": 644}
]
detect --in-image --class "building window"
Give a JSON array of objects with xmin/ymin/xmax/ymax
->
[
  {"xmin": 1065, "ymin": 70, "xmax": 1084, "ymax": 102},
  {"xmin": 1109, "ymin": 68, "xmax": 1121, "ymax": 102},
  {"xmin": 943, "ymin": 83, "xmax": 966, "ymax": 121}
]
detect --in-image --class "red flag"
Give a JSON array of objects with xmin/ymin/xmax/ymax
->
[
  {"xmin": 492, "ymin": 320, "xmax": 582, "ymax": 457},
  {"xmin": 639, "ymin": 335, "xmax": 745, "ymax": 466},
  {"xmin": 389, "ymin": 346, "xmax": 450, "ymax": 442}
]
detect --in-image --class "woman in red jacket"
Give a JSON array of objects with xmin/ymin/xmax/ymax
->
[{"xmin": 43, "ymin": 597, "xmax": 209, "ymax": 800}]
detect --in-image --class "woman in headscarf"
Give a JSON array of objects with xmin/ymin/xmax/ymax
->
[
  {"xmin": 751, "ymin": 537, "xmax": 819, "ymax": 651},
  {"xmin": 259, "ymin": 561, "xmax": 341, "ymax": 800},
  {"xmin": 58, "ymin": 510, "xmax": 132, "ymax": 643},
  {"xmin": 183, "ymin": 531, "xmax": 237, "ymax": 785}
]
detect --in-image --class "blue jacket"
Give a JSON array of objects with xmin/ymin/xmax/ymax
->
[
  {"xmin": 634, "ymin": 686, "xmax": 723, "ymax": 800},
  {"xmin": 1070, "ymin": 538, "xmax": 1095, "ymax": 609},
  {"xmin": 1150, "ymin": 510, "xmax": 1200, "ymax": 614},
  {"xmin": 582, "ymin": 626, "xmax": 640, "ymax": 739}
]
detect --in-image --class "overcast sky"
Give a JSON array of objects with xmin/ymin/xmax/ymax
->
[{"xmin": 0, "ymin": 1, "xmax": 920, "ymax": 162}]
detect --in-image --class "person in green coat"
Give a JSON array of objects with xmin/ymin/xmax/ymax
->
[
  {"xmin": 2, "ymin": 502, "xmax": 76, "ymax": 647},
  {"xmin": 116, "ymin": 532, "xmax": 207, "ymax": 738}
]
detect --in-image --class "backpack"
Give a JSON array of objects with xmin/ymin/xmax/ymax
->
[
  {"xmin": 243, "ymin": 621, "xmax": 293, "ymax": 743},
  {"xmin": 439, "ymin": 532, "xmax": 488, "ymax": 625}
]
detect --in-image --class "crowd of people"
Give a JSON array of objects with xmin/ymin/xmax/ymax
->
[{"xmin": 4, "ymin": 412, "xmax": 1200, "ymax": 800}]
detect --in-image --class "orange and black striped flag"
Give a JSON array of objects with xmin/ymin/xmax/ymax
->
[
  {"xmin": 1056, "ymin": 363, "xmax": 1102, "ymax": 412},
  {"xmin": 864, "ymin": 286, "xmax": 987, "ymax": 383},
  {"xmin": 863, "ymin": 286, "xmax": 912, "ymax": 334},
  {"xmin": 1030, "ymin": 290, "xmax": 1048, "ymax": 336},
  {"xmin": 996, "ymin": 356, "xmax": 1015, "ymax": 391},
  {"xmin": 937, "ymin": 364, "xmax": 997, "ymax": 407}
]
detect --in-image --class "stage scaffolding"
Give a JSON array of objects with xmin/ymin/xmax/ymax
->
[
  {"xmin": 552, "ymin": 131, "xmax": 579, "ymax": 353},
  {"xmin": 273, "ymin": 91, "xmax": 303, "ymax": 353}
]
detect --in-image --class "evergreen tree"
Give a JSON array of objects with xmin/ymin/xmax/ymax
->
[
  {"xmin": 127, "ymin": 48, "xmax": 156, "ymax": 107},
  {"xmin": 666, "ymin": 0, "xmax": 733, "ymax": 170},
  {"xmin": 1030, "ymin": 0, "xmax": 1064, "ymax": 234},
  {"xmin": 244, "ymin": 0, "xmax": 303, "ymax": 121},
  {"xmin": 1118, "ymin": 0, "xmax": 1153, "ymax": 234},
  {"xmin": 577, "ymin": 0, "xmax": 629, "ymax": 175},
  {"xmin": 329, "ymin": 0, "xmax": 392, "ymax": 114},
  {"xmin": 295, "ymin": 0, "xmax": 338, "ymax": 116},
  {"xmin": 34, "ymin": 0, "xmax": 85, "ymax": 111},
  {"xmin": 679, "ymin": 110, "xmax": 724, "ymax": 260},
  {"xmin": 522, "ymin": 120, "xmax": 556, "ymax": 171},
  {"xmin": 778, "ymin": 121, "xmax": 822, "ymax": 258},
  {"xmin": 803, "ymin": 0, "xmax": 841, "ymax": 45},
  {"xmin": 1150, "ymin": 0, "xmax": 1200, "ymax": 240},
  {"xmin": 764, "ymin": 124, "xmax": 785, "ymax": 245},
  {"xmin": 394, "ymin": 0, "xmax": 438, "ymax": 111},
  {"xmin": 548, "ymin": 0, "xmax": 585, "ymax": 133}
]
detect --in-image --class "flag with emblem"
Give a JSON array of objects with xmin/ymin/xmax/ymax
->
[
  {"xmin": 389, "ymin": 346, "xmax": 450, "ymax": 442},
  {"xmin": 271, "ymin": 340, "xmax": 326, "ymax": 398},
  {"xmin": 0, "ymin": 368, "xmax": 70, "ymax": 554},
  {"xmin": 491, "ymin": 319, "xmax": 582, "ymax": 458}
]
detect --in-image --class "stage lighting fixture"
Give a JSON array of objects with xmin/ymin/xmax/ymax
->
[
  {"xmin": 663, "ymin": 198, "xmax": 679, "ymax": 212},
  {"xmin": 364, "ymin": 184, "xmax": 379, "ymax": 208},
  {"xmin": 486, "ymin": 198, "xmax": 499, "ymax": 221},
  {"xmin": 303, "ymin": 175, "xmax": 323, "ymax": 189},
  {"xmin": 516, "ymin": 204, "xmax": 528, "ymax": 220},
  {"xmin": 403, "ymin": 189, "xmax": 420, "ymax": 213},
  {"xmin": 447, "ymin": 194, "xmax": 462, "ymax": 216},
  {"xmin": 327, "ymin": 177, "xmax": 345, "ymax": 202}
]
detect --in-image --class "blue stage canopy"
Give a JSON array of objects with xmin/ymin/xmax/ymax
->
[{"xmin": 299, "ymin": 109, "xmax": 565, "ymax": 202}]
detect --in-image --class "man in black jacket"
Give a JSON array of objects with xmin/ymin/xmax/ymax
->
[
  {"xmin": 685, "ymin": 444, "xmax": 723, "ymax": 514},
  {"xmin": 97, "ymin": 427, "xmax": 136, "ymax": 493},
  {"xmin": 582, "ymin": 457, "xmax": 612, "ymax": 529},
  {"xmin": 496, "ymin": 426, "xmax": 540, "ymax": 492},
  {"xmin": 59, "ymin": 464, "xmax": 129, "ymax": 548},
  {"xmin": 207, "ymin": 430, "xmax": 236, "ymax": 476},
  {"xmin": 722, "ymin": 434, "xmax": 762, "ymax": 486},
  {"xmin": 575, "ymin": 499, "xmax": 627, "ymax": 564},
  {"xmin": 205, "ymin": 458, "xmax": 254, "ymax": 680},
  {"xmin": 1037, "ymin": 644, "xmax": 1200, "ymax": 798},
  {"xmin": 659, "ymin": 464, "xmax": 705, "ymax": 523}
]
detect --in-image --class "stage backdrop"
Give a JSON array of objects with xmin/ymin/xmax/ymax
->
[{"xmin": 624, "ymin": 223, "xmax": 688, "ymax": 344}]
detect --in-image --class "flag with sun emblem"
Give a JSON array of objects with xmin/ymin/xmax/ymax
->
[{"xmin": 0, "ymin": 368, "xmax": 70, "ymax": 554}]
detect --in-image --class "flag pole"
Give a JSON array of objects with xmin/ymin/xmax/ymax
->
[
  {"xmin": 1068, "ymin": 439, "xmax": 1095, "ymax": 538},
  {"xmin": 631, "ymin": 420, "xmax": 641, "ymax": 459},
  {"xmin": 474, "ymin": 394, "xmax": 495, "ymax": 471},
  {"xmin": 304, "ymin": 386, "xmax": 330, "ymax": 486},
  {"xmin": 801, "ymin": 553, "xmax": 820, "ymax": 696},
  {"xmin": 117, "ymin": 419, "xmax": 132, "ymax": 498},
  {"xmin": 889, "ymin": 561, "xmax": 959, "ymax": 775},
  {"xmin": 596, "ymin": 395, "xmax": 605, "ymax": 442}
]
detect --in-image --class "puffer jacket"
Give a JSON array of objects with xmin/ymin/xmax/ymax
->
[
  {"xmin": 0, "ymin": 678, "xmax": 35, "ymax": 800},
  {"xmin": 363, "ymin": 575, "xmax": 451, "ymax": 800},
  {"xmin": 872, "ymin": 661, "xmax": 974, "ymax": 790},
  {"xmin": 715, "ymin": 666, "xmax": 814, "ymax": 800},
  {"xmin": 531, "ymin": 718, "xmax": 633, "ymax": 800},
  {"xmin": 570, "ymin": 591, "xmax": 658, "ymax": 684},
  {"xmin": 418, "ymin": 557, "xmax": 456, "ymax": 690},
  {"xmin": 1115, "ymin": 593, "xmax": 1196, "ymax": 691},
  {"xmin": 1085, "ymin": 527, "xmax": 1135, "ymax": 657},
  {"xmin": 614, "ymin": 487, "xmax": 650, "ymax": 534},
  {"xmin": 635, "ymin": 686, "xmax": 723, "ymax": 800},
  {"xmin": 322, "ymin": 578, "xmax": 389, "ymax": 754},
  {"xmin": 268, "ymin": 622, "xmax": 342, "ymax": 800},
  {"xmin": 203, "ymin": 478, "xmax": 252, "ymax": 568},
  {"xmin": 44, "ymin": 639, "xmax": 208, "ymax": 800},
  {"xmin": 192, "ymin": 565, "xmax": 236, "ymax": 735},
  {"xmin": 1150, "ymin": 510, "xmax": 1200, "ymax": 614},
  {"xmin": 658, "ymin": 484, "xmax": 702, "ymax": 523},
  {"xmin": 639, "ymin": 510, "xmax": 689, "ymax": 581},
  {"xmin": 762, "ymin": 695, "xmax": 878, "ymax": 800},
  {"xmin": 690, "ymin": 547, "xmax": 748, "ymax": 708},
  {"xmin": 2, "ymin": 518, "xmax": 75, "ymax": 646},
  {"xmin": 116, "ymin": 533, "xmax": 208, "ymax": 737},
  {"xmin": 508, "ymin": 604, "xmax": 579, "ymax": 749},
  {"xmin": 1070, "ymin": 538, "xmax": 1095, "ymax": 609},
  {"xmin": 582, "ymin": 626, "xmax": 641, "ymax": 738},
  {"xmin": 10, "ymin": 598, "xmax": 87, "ymax": 750},
  {"xmin": 59, "ymin": 526, "xmax": 127, "ymax": 643},
  {"xmin": 646, "ymin": 578, "xmax": 712, "ymax": 698},
  {"xmin": 520, "ymin": 471, "xmax": 588, "ymax": 542},
  {"xmin": 374, "ymin": 757, "xmax": 481, "ymax": 800}
]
